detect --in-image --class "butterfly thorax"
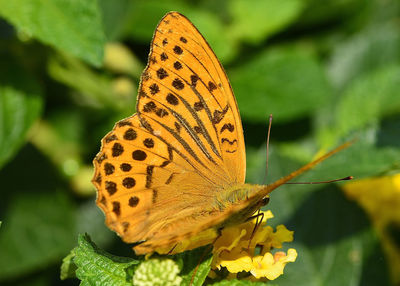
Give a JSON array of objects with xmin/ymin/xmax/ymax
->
[{"xmin": 213, "ymin": 184, "xmax": 269, "ymax": 228}]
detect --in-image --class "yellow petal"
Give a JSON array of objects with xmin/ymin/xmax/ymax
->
[
  {"xmin": 220, "ymin": 252, "xmax": 253, "ymax": 273},
  {"xmin": 250, "ymin": 249, "xmax": 297, "ymax": 280}
]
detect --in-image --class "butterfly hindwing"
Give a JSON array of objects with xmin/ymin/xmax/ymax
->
[{"xmin": 94, "ymin": 114, "xmax": 219, "ymax": 244}]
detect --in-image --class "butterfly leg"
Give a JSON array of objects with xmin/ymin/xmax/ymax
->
[
  {"xmin": 245, "ymin": 209, "xmax": 265, "ymax": 222},
  {"xmin": 247, "ymin": 210, "xmax": 264, "ymax": 249},
  {"xmin": 167, "ymin": 244, "xmax": 178, "ymax": 255}
]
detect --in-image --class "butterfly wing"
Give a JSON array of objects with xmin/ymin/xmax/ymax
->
[
  {"xmin": 138, "ymin": 12, "xmax": 246, "ymax": 183},
  {"xmin": 94, "ymin": 114, "xmax": 218, "ymax": 244},
  {"xmin": 93, "ymin": 12, "xmax": 246, "ymax": 253}
]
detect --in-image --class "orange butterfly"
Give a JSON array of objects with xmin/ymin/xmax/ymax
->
[{"xmin": 92, "ymin": 12, "xmax": 350, "ymax": 255}]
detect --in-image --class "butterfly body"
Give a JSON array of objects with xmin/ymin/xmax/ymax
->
[
  {"xmin": 214, "ymin": 184, "xmax": 269, "ymax": 226},
  {"xmin": 93, "ymin": 11, "xmax": 349, "ymax": 255}
]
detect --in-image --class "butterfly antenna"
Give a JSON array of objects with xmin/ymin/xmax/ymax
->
[
  {"xmin": 263, "ymin": 114, "xmax": 273, "ymax": 185},
  {"xmin": 259, "ymin": 140, "xmax": 355, "ymax": 197},
  {"xmin": 285, "ymin": 176, "xmax": 353, "ymax": 185}
]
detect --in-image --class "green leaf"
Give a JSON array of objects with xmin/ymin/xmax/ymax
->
[
  {"xmin": 268, "ymin": 187, "xmax": 389, "ymax": 286},
  {"xmin": 298, "ymin": 0, "xmax": 365, "ymax": 28},
  {"xmin": 230, "ymin": 47, "xmax": 332, "ymax": 123},
  {"xmin": 0, "ymin": 63, "xmax": 42, "ymax": 170},
  {"xmin": 125, "ymin": 0, "xmax": 189, "ymax": 42},
  {"xmin": 60, "ymin": 252, "xmax": 77, "ymax": 280},
  {"xmin": 175, "ymin": 247, "xmax": 212, "ymax": 286},
  {"xmin": 0, "ymin": 146, "xmax": 76, "ymax": 281},
  {"xmin": 328, "ymin": 24, "xmax": 400, "ymax": 89},
  {"xmin": 73, "ymin": 234, "xmax": 139, "ymax": 286},
  {"xmin": 0, "ymin": 0, "xmax": 105, "ymax": 66},
  {"xmin": 229, "ymin": 0, "xmax": 304, "ymax": 44},
  {"xmin": 98, "ymin": 0, "xmax": 133, "ymax": 41},
  {"xmin": 335, "ymin": 65, "xmax": 400, "ymax": 138},
  {"xmin": 125, "ymin": 2, "xmax": 237, "ymax": 63}
]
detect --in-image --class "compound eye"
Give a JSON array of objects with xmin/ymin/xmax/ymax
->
[{"xmin": 262, "ymin": 196, "xmax": 270, "ymax": 205}]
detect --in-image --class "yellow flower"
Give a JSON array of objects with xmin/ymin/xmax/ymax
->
[
  {"xmin": 155, "ymin": 210, "xmax": 297, "ymax": 281},
  {"xmin": 342, "ymin": 173, "xmax": 400, "ymax": 284},
  {"xmin": 250, "ymin": 249, "xmax": 297, "ymax": 280},
  {"xmin": 342, "ymin": 173, "xmax": 400, "ymax": 226},
  {"xmin": 212, "ymin": 210, "xmax": 297, "ymax": 280}
]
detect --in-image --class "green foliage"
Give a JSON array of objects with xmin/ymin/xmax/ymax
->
[
  {"xmin": 0, "ymin": 0, "xmax": 399, "ymax": 285},
  {"xmin": 0, "ymin": 64, "xmax": 43, "ymax": 169},
  {"xmin": 230, "ymin": 47, "xmax": 332, "ymax": 122},
  {"xmin": 68, "ymin": 234, "xmax": 139, "ymax": 285},
  {"xmin": 0, "ymin": 0, "xmax": 105, "ymax": 66},
  {"xmin": 61, "ymin": 235, "xmax": 211, "ymax": 286},
  {"xmin": 0, "ymin": 147, "xmax": 76, "ymax": 281},
  {"xmin": 175, "ymin": 247, "xmax": 213, "ymax": 285},
  {"xmin": 229, "ymin": 0, "xmax": 305, "ymax": 44}
]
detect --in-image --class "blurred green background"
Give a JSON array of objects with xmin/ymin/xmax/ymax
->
[{"xmin": 0, "ymin": 0, "xmax": 399, "ymax": 285}]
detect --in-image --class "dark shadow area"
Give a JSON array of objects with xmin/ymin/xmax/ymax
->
[
  {"xmin": 2, "ymin": 264, "xmax": 80, "ymax": 286},
  {"xmin": 387, "ymin": 222, "xmax": 400, "ymax": 249},
  {"xmin": 285, "ymin": 185, "xmax": 391, "ymax": 285},
  {"xmin": 359, "ymin": 242, "xmax": 391, "ymax": 286},
  {"xmin": 377, "ymin": 114, "xmax": 400, "ymax": 149},
  {"xmin": 242, "ymin": 116, "xmax": 311, "ymax": 147},
  {"xmin": 284, "ymin": 185, "xmax": 369, "ymax": 246},
  {"xmin": 0, "ymin": 144, "xmax": 77, "ymax": 285},
  {"xmin": 0, "ymin": 144, "xmax": 65, "ymax": 217}
]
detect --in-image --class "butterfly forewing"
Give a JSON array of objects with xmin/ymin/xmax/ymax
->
[{"xmin": 138, "ymin": 12, "xmax": 246, "ymax": 184}]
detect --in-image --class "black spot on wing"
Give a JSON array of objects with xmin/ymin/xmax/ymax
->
[
  {"xmin": 112, "ymin": 143, "xmax": 124, "ymax": 157},
  {"xmin": 172, "ymin": 78, "xmax": 184, "ymax": 90},
  {"xmin": 173, "ymin": 45, "xmax": 183, "ymax": 55},
  {"xmin": 220, "ymin": 123, "xmax": 234, "ymax": 133}
]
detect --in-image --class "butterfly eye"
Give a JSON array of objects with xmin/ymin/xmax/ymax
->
[{"xmin": 262, "ymin": 196, "xmax": 270, "ymax": 206}]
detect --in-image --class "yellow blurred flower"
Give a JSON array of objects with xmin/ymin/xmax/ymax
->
[
  {"xmin": 342, "ymin": 173, "xmax": 400, "ymax": 226},
  {"xmin": 155, "ymin": 210, "xmax": 296, "ymax": 281},
  {"xmin": 111, "ymin": 77, "xmax": 135, "ymax": 98},
  {"xmin": 104, "ymin": 42, "xmax": 143, "ymax": 76},
  {"xmin": 342, "ymin": 173, "xmax": 400, "ymax": 284}
]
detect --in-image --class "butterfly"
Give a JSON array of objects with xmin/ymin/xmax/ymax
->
[{"xmin": 92, "ymin": 11, "xmax": 350, "ymax": 255}]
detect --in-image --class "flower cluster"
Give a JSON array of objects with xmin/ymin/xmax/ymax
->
[
  {"xmin": 155, "ymin": 210, "xmax": 297, "ymax": 281},
  {"xmin": 211, "ymin": 210, "xmax": 297, "ymax": 280}
]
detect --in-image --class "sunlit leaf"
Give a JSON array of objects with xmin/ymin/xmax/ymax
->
[
  {"xmin": 230, "ymin": 47, "xmax": 332, "ymax": 123},
  {"xmin": 72, "ymin": 234, "xmax": 139, "ymax": 286},
  {"xmin": 229, "ymin": 0, "xmax": 304, "ymax": 43},
  {"xmin": 0, "ymin": 0, "xmax": 105, "ymax": 66}
]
